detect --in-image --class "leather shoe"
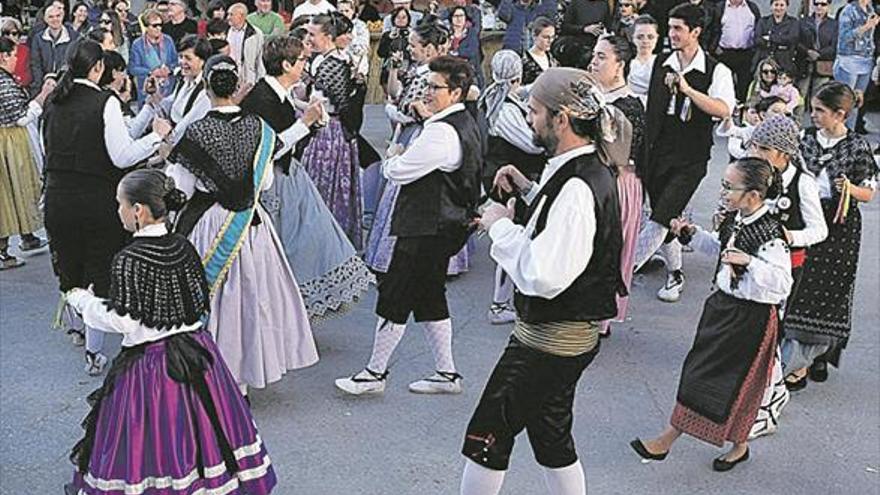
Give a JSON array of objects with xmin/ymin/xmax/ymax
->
[
  {"xmin": 712, "ymin": 448, "xmax": 749, "ymax": 472},
  {"xmin": 630, "ymin": 438, "xmax": 668, "ymax": 461},
  {"xmin": 809, "ymin": 361, "xmax": 828, "ymax": 382}
]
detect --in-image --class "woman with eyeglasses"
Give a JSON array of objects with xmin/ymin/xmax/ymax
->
[
  {"xmin": 746, "ymin": 56, "xmax": 779, "ymax": 105},
  {"xmin": 0, "ymin": 36, "xmax": 56, "ymax": 270},
  {"xmin": 521, "ymin": 16, "xmax": 556, "ymax": 85},
  {"xmin": 627, "ymin": 14, "xmax": 658, "ymax": 105},
  {"xmin": 0, "ymin": 18, "xmax": 30, "ymax": 88},
  {"xmin": 780, "ymin": 81, "xmax": 878, "ymax": 390},
  {"xmin": 796, "ymin": 0, "xmax": 837, "ymax": 108},
  {"xmin": 128, "ymin": 8, "xmax": 178, "ymax": 103},
  {"xmin": 365, "ymin": 20, "xmax": 473, "ymax": 277},
  {"xmin": 631, "ymin": 157, "xmax": 793, "ymax": 472},
  {"xmin": 449, "ymin": 6, "xmax": 484, "ymax": 88},
  {"xmin": 611, "ymin": 0, "xmax": 638, "ymax": 41}
]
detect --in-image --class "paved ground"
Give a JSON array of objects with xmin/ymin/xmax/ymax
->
[{"xmin": 1, "ymin": 107, "xmax": 878, "ymax": 495}]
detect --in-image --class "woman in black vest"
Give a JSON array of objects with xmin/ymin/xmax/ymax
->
[
  {"xmin": 747, "ymin": 114, "xmax": 827, "ymax": 439},
  {"xmin": 478, "ymin": 49, "xmax": 547, "ymax": 325},
  {"xmin": 631, "ymin": 158, "xmax": 793, "ymax": 472},
  {"xmin": 43, "ymin": 39, "xmax": 171, "ymax": 374},
  {"xmin": 781, "ymin": 82, "xmax": 878, "ymax": 388}
]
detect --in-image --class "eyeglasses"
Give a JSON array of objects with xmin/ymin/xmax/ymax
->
[
  {"xmin": 426, "ymin": 82, "xmax": 449, "ymax": 92},
  {"xmin": 100, "ymin": 18, "xmax": 112, "ymax": 24},
  {"xmin": 720, "ymin": 180, "xmax": 747, "ymax": 192},
  {"xmin": 620, "ymin": 3, "xmax": 634, "ymax": 7}
]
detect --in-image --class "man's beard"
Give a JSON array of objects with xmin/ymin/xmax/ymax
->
[{"xmin": 532, "ymin": 123, "xmax": 557, "ymax": 155}]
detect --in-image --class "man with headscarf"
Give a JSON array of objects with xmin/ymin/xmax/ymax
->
[
  {"xmin": 459, "ymin": 67, "xmax": 630, "ymax": 495},
  {"xmin": 478, "ymin": 49, "xmax": 546, "ymax": 324},
  {"xmin": 746, "ymin": 114, "xmax": 826, "ymax": 439}
]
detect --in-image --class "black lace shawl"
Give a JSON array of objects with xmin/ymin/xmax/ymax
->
[
  {"xmin": 170, "ymin": 111, "xmax": 264, "ymax": 211},
  {"xmin": 0, "ymin": 68, "xmax": 29, "ymax": 126},
  {"xmin": 313, "ymin": 54, "xmax": 355, "ymax": 114},
  {"xmin": 610, "ymin": 95, "xmax": 646, "ymax": 176},
  {"xmin": 104, "ymin": 233, "xmax": 210, "ymax": 330},
  {"xmin": 801, "ymin": 127, "xmax": 879, "ymax": 200}
]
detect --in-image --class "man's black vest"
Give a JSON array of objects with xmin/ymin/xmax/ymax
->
[
  {"xmin": 44, "ymin": 84, "xmax": 121, "ymax": 187},
  {"xmin": 775, "ymin": 166, "xmax": 806, "ymax": 232},
  {"xmin": 644, "ymin": 50, "xmax": 720, "ymax": 165},
  {"xmin": 391, "ymin": 107, "xmax": 482, "ymax": 241},
  {"xmin": 514, "ymin": 152, "xmax": 625, "ymax": 323}
]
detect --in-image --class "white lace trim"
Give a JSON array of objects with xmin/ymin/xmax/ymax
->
[
  {"xmin": 301, "ymin": 255, "xmax": 375, "ymax": 319},
  {"xmin": 80, "ymin": 436, "xmax": 271, "ymax": 495}
]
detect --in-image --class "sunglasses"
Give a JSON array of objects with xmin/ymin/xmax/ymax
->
[
  {"xmin": 2, "ymin": 30, "xmax": 21, "ymax": 36},
  {"xmin": 100, "ymin": 18, "xmax": 112, "ymax": 23},
  {"xmin": 149, "ymin": 23, "xmax": 163, "ymax": 28},
  {"xmin": 762, "ymin": 69, "xmax": 777, "ymax": 74},
  {"xmin": 813, "ymin": 1, "xmax": 828, "ymax": 5}
]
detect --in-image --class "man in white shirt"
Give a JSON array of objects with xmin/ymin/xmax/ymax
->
[
  {"xmin": 634, "ymin": 2, "xmax": 736, "ymax": 303},
  {"xmin": 292, "ymin": 0, "xmax": 336, "ymax": 21},
  {"xmin": 226, "ymin": 3, "xmax": 265, "ymax": 86},
  {"xmin": 459, "ymin": 68, "xmax": 624, "ymax": 495},
  {"xmin": 335, "ymin": 56, "xmax": 481, "ymax": 397}
]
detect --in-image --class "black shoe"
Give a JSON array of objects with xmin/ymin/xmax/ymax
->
[
  {"xmin": 809, "ymin": 361, "xmax": 828, "ymax": 382},
  {"xmin": 785, "ymin": 374, "xmax": 808, "ymax": 392},
  {"xmin": 599, "ymin": 327, "xmax": 611, "ymax": 339},
  {"xmin": 64, "ymin": 482, "xmax": 77, "ymax": 495},
  {"xmin": 630, "ymin": 438, "xmax": 668, "ymax": 461},
  {"xmin": 712, "ymin": 448, "xmax": 749, "ymax": 472}
]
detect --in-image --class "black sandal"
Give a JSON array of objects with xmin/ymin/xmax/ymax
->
[
  {"xmin": 809, "ymin": 361, "xmax": 828, "ymax": 383},
  {"xmin": 785, "ymin": 373, "xmax": 808, "ymax": 392}
]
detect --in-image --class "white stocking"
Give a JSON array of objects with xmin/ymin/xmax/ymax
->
[
  {"xmin": 422, "ymin": 318, "xmax": 455, "ymax": 373},
  {"xmin": 492, "ymin": 265, "xmax": 514, "ymax": 305},
  {"xmin": 542, "ymin": 460, "xmax": 587, "ymax": 495},
  {"xmin": 366, "ymin": 318, "xmax": 407, "ymax": 374},
  {"xmin": 460, "ymin": 460, "xmax": 505, "ymax": 495}
]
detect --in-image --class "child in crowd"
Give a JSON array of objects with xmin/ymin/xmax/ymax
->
[
  {"xmin": 717, "ymin": 96, "xmax": 788, "ymax": 159},
  {"xmin": 769, "ymin": 67, "xmax": 801, "ymax": 114}
]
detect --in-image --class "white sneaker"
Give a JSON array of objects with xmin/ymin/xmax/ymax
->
[
  {"xmin": 487, "ymin": 303, "xmax": 516, "ymax": 325},
  {"xmin": 408, "ymin": 371, "xmax": 463, "ymax": 394},
  {"xmin": 657, "ymin": 270, "xmax": 684, "ymax": 303},
  {"xmin": 335, "ymin": 369, "xmax": 387, "ymax": 395},
  {"xmin": 84, "ymin": 351, "xmax": 108, "ymax": 376}
]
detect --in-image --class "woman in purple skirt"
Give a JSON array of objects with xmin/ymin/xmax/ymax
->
[
  {"xmin": 64, "ymin": 169, "xmax": 276, "ymax": 495},
  {"xmin": 303, "ymin": 13, "xmax": 363, "ymax": 249}
]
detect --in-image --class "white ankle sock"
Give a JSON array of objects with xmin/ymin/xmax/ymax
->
[
  {"xmin": 492, "ymin": 265, "xmax": 514, "ymax": 305},
  {"xmin": 85, "ymin": 325, "xmax": 105, "ymax": 354},
  {"xmin": 542, "ymin": 460, "xmax": 586, "ymax": 495},
  {"xmin": 366, "ymin": 318, "xmax": 407, "ymax": 374},
  {"xmin": 634, "ymin": 221, "xmax": 668, "ymax": 272},
  {"xmin": 460, "ymin": 460, "xmax": 505, "ymax": 495},
  {"xmin": 422, "ymin": 318, "xmax": 455, "ymax": 373}
]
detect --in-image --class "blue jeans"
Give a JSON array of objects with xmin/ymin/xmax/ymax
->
[{"xmin": 833, "ymin": 55, "xmax": 874, "ymax": 128}]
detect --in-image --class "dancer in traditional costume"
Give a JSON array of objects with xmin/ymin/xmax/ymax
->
[
  {"xmin": 64, "ymin": 169, "xmax": 276, "ymax": 495},
  {"xmin": 746, "ymin": 115, "xmax": 827, "ymax": 439},
  {"xmin": 302, "ymin": 13, "xmax": 363, "ymax": 248},
  {"xmin": 43, "ymin": 40, "xmax": 172, "ymax": 374},
  {"xmin": 781, "ymin": 81, "xmax": 878, "ymax": 389},
  {"xmin": 0, "ymin": 37, "xmax": 51, "ymax": 270},
  {"xmin": 365, "ymin": 20, "xmax": 472, "ymax": 276},
  {"xmin": 631, "ymin": 158, "xmax": 792, "ymax": 472},
  {"xmin": 240, "ymin": 36, "xmax": 374, "ymax": 319},
  {"xmin": 588, "ymin": 34, "xmax": 645, "ymax": 338},
  {"xmin": 478, "ymin": 49, "xmax": 546, "ymax": 325},
  {"xmin": 460, "ymin": 69, "xmax": 629, "ymax": 495},
  {"xmin": 335, "ymin": 56, "xmax": 481, "ymax": 396},
  {"xmin": 633, "ymin": 3, "xmax": 735, "ymax": 303},
  {"xmin": 167, "ymin": 55, "xmax": 318, "ymax": 396}
]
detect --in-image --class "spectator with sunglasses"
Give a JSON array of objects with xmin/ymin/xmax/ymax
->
[
  {"xmin": 1, "ymin": 18, "xmax": 30, "ymax": 88},
  {"xmin": 611, "ymin": 0, "xmax": 639, "ymax": 41},
  {"xmin": 797, "ymin": 0, "xmax": 837, "ymax": 108},
  {"xmin": 128, "ymin": 8, "xmax": 178, "ymax": 103}
]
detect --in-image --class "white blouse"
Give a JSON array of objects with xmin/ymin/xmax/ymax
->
[{"xmin": 688, "ymin": 206, "xmax": 793, "ymax": 305}]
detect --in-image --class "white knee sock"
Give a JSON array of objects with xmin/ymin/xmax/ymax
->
[
  {"xmin": 492, "ymin": 265, "xmax": 514, "ymax": 305},
  {"xmin": 634, "ymin": 221, "xmax": 668, "ymax": 272},
  {"xmin": 85, "ymin": 325, "xmax": 105, "ymax": 354},
  {"xmin": 660, "ymin": 239, "xmax": 683, "ymax": 273},
  {"xmin": 366, "ymin": 318, "xmax": 407, "ymax": 374},
  {"xmin": 460, "ymin": 460, "xmax": 505, "ymax": 495},
  {"xmin": 422, "ymin": 318, "xmax": 456, "ymax": 373},
  {"xmin": 543, "ymin": 460, "xmax": 587, "ymax": 495}
]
